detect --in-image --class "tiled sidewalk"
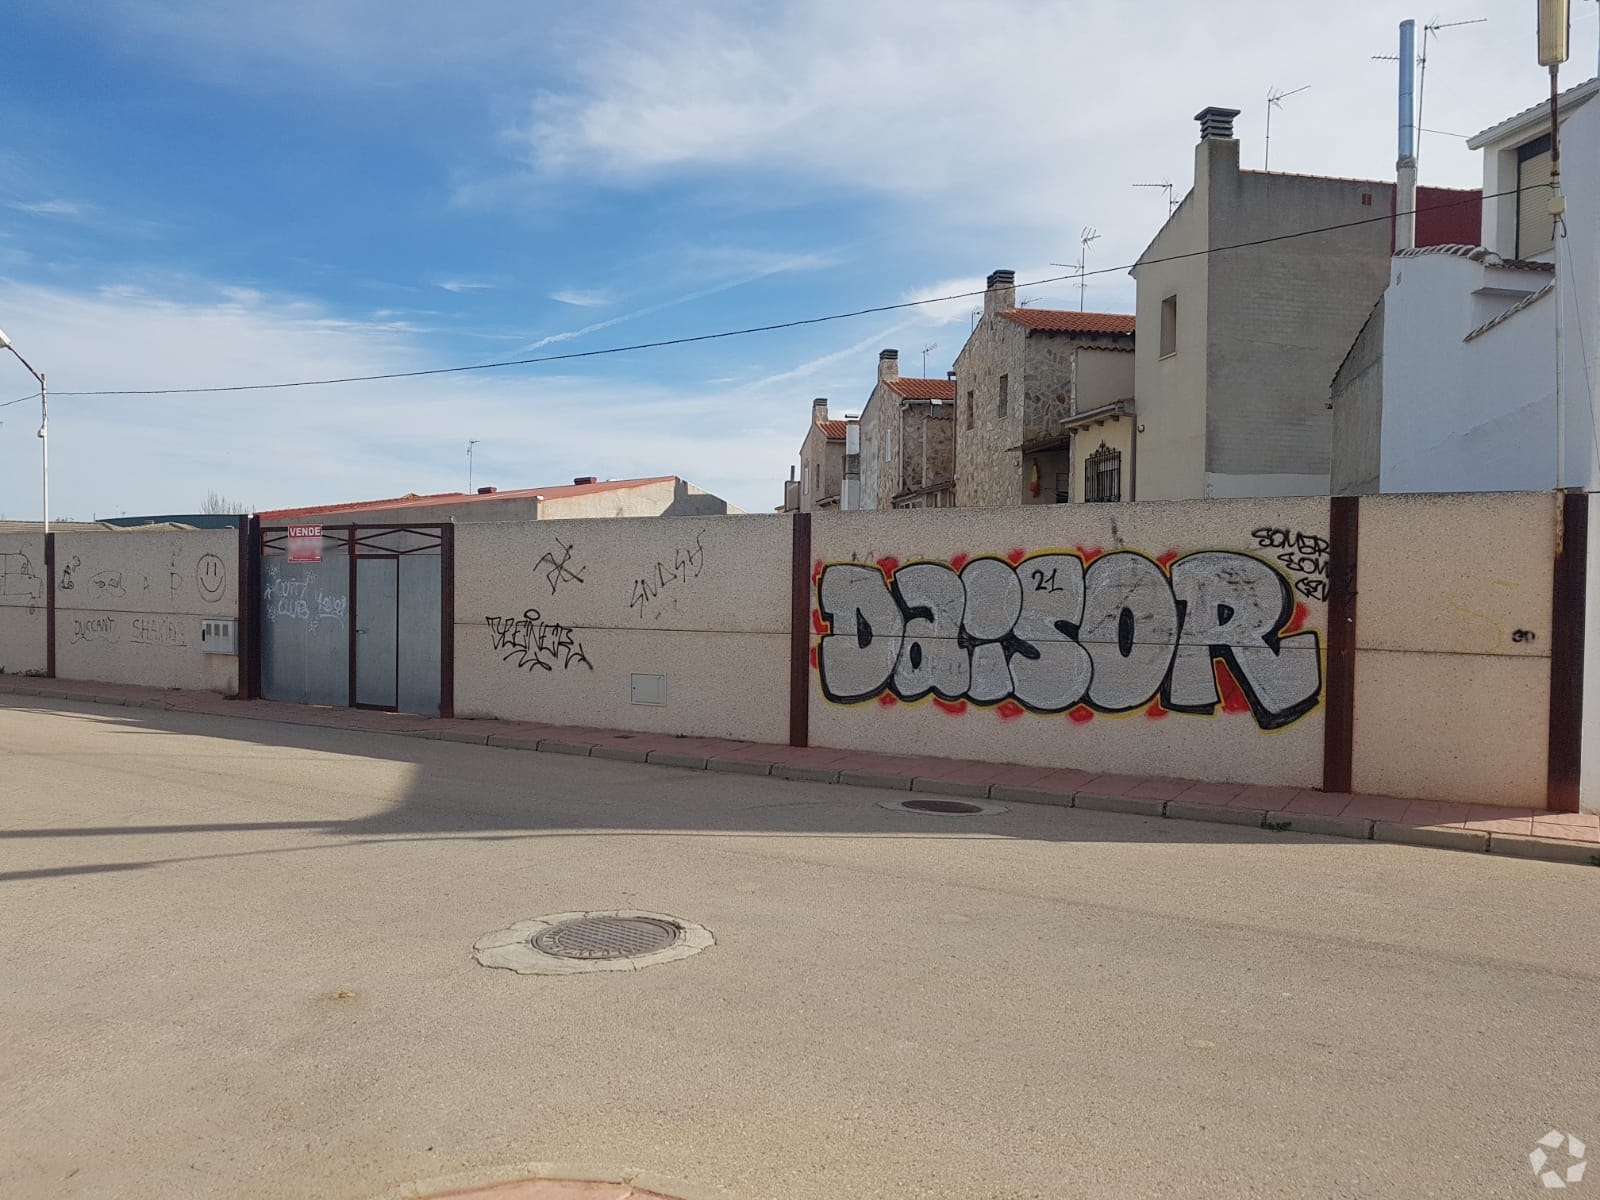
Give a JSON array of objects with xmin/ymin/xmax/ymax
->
[{"xmin": 3, "ymin": 677, "xmax": 1597, "ymax": 868}]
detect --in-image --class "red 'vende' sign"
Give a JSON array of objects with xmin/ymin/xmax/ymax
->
[{"xmin": 286, "ymin": 524, "xmax": 323, "ymax": 563}]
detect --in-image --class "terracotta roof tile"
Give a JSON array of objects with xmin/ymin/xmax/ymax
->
[
  {"xmin": 884, "ymin": 377, "xmax": 957, "ymax": 400},
  {"xmin": 1000, "ymin": 308, "xmax": 1136, "ymax": 336},
  {"xmin": 817, "ymin": 420, "xmax": 848, "ymax": 440}
]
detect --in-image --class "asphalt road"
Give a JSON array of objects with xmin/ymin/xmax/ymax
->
[{"xmin": 2, "ymin": 695, "xmax": 1597, "ymax": 1200}]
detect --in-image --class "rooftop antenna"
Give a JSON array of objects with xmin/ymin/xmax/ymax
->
[
  {"xmin": 466, "ymin": 439, "xmax": 480, "ymax": 493},
  {"xmin": 970, "ymin": 308, "xmax": 982, "ymax": 331},
  {"xmin": 920, "ymin": 343, "xmax": 937, "ymax": 374},
  {"xmin": 1372, "ymin": 16, "xmax": 1487, "ymax": 162},
  {"xmin": 1264, "ymin": 85, "xmax": 1310, "ymax": 170},
  {"xmin": 1133, "ymin": 179, "xmax": 1178, "ymax": 216}
]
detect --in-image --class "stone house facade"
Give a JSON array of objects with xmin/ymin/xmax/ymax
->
[
  {"xmin": 858, "ymin": 349, "xmax": 958, "ymax": 509},
  {"xmin": 790, "ymin": 398, "xmax": 846, "ymax": 512},
  {"xmin": 952, "ymin": 270, "xmax": 1136, "ymax": 507}
]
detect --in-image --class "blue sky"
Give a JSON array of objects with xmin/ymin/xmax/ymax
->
[{"xmin": 0, "ymin": 0, "xmax": 1586, "ymax": 518}]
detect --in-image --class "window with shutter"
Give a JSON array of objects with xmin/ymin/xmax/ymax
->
[{"xmin": 1516, "ymin": 135, "xmax": 1554, "ymax": 258}]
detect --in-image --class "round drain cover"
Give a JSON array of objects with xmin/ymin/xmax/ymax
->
[
  {"xmin": 902, "ymin": 798, "xmax": 984, "ymax": 815},
  {"xmin": 531, "ymin": 915, "xmax": 681, "ymax": 960}
]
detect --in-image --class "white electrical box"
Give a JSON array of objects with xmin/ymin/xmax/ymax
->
[
  {"xmin": 630, "ymin": 673, "xmax": 667, "ymax": 705},
  {"xmin": 200, "ymin": 618, "xmax": 237, "ymax": 655}
]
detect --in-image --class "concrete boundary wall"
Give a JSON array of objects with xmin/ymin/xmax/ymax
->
[
  {"xmin": 1350, "ymin": 493, "xmax": 1553, "ymax": 808},
  {"xmin": 453, "ymin": 516, "xmax": 790, "ymax": 744},
  {"xmin": 809, "ymin": 500, "xmax": 1333, "ymax": 788},
  {"xmin": 9, "ymin": 495, "xmax": 1591, "ymax": 812},
  {"xmin": 0, "ymin": 532, "xmax": 48, "ymax": 676},
  {"xmin": 52, "ymin": 528, "xmax": 241, "ymax": 694}
]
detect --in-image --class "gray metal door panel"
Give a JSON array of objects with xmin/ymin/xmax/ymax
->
[
  {"xmin": 261, "ymin": 558, "xmax": 350, "ymax": 706},
  {"xmin": 397, "ymin": 554, "xmax": 441, "ymax": 716},
  {"xmin": 355, "ymin": 557, "xmax": 399, "ymax": 709}
]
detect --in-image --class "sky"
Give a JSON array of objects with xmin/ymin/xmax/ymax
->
[{"xmin": 0, "ymin": 0, "xmax": 1591, "ymax": 519}]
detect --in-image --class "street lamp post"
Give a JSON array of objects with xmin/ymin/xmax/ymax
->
[{"xmin": 0, "ymin": 328, "xmax": 47, "ymax": 532}]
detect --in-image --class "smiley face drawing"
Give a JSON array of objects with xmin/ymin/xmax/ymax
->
[{"xmin": 196, "ymin": 553, "xmax": 226, "ymax": 604}]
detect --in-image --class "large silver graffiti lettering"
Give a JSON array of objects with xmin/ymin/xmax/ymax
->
[{"xmin": 816, "ymin": 551, "xmax": 1322, "ymax": 730}]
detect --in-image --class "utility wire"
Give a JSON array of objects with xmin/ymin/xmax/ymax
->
[
  {"xmin": 1, "ymin": 391, "xmax": 37, "ymax": 410},
  {"xmin": 43, "ymin": 187, "xmax": 1518, "ymax": 400}
]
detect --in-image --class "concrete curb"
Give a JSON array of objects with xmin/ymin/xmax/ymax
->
[
  {"xmin": 1374, "ymin": 821, "xmax": 1489, "ymax": 853},
  {"xmin": 1487, "ymin": 833, "xmax": 1600, "ymax": 866},
  {"xmin": 838, "ymin": 770, "xmax": 911, "ymax": 790},
  {"xmin": 5, "ymin": 682, "xmax": 1597, "ymax": 869},
  {"xmin": 1075, "ymin": 792, "xmax": 1166, "ymax": 817},
  {"xmin": 1264, "ymin": 811, "xmax": 1375, "ymax": 840},
  {"xmin": 990, "ymin": 784, "xmax": 1075, "ymax": 808},
  {"xmin": 1168, "ymin": 801, "xmax": 1264, "ymax": 828},
  {"xmin": 590, "ymin": 744, "xmax": 650, "ymax": 763},
  {"xmin": 706, "ymin": 757, "xmax": 773, "ymax": 777},
  {"xmin": 772, "ymin": 763, "xmax": 841, "ymax": 783},
  {"xmin": 911, "ymin": 777, "xmax": 991, "ymax": 799}
]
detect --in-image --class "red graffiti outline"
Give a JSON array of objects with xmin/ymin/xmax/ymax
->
[
  {"xmin": 1145, "ymin": 697, "xmax": 1170, "ymax": 720},
  {"xmin": 877, "ymin": 692, "xmax": 897, "ymax": 708},
  {"xmin": 1005, "ymin": 547, "xmax": 1028, "ymax": 565},
  {"xmin": 996, "ymin": 700, "xmax": 1025, "ymax": 721},
  {"xmin": 1283, "ymin": 601, "xmax": 1309, "ymax": 634},
  {"xmin": 1075, "ymin": 545, "xmax": 1105, "ymax": 564},
  {"xmin": 1156, "ymin": 549, "xmax": 1179, "ymax": 569},
  {"xmin": 1213, "ymin": 660, "xmax": 1253, "ymax": 715},
  {"xmin": 1067, "ymin": 704, "xmax": 1095, "ymax": 724},
  {"xmin": 949, "ymin": 551, "xmax": 970, "ymax": 572},
  {"xmin": 932, "ymin": 697, "xmax": 969, "ymax": 716},
  {"xmin": 876, "ymin": 556, "xmax": 899, "ymax": 578}
]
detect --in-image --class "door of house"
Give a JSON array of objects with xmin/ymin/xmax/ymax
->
[{"xmin": 258, "ymin": 524, "xmax": 449, "ymax": 716}]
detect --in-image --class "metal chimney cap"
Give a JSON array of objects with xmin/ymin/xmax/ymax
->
[{"xmin": 1194, "ymin": 106, "xmax": 1242, "ymax": 140}]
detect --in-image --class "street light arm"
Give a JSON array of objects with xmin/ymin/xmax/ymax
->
[{"xmin": 2, "ymin": 344, "xmax": 45, "ymax": 388}]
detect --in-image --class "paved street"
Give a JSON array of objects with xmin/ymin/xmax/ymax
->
[{"xmin": 2, "ymin": 695, "xmax": 1597, "ymax": 1200}]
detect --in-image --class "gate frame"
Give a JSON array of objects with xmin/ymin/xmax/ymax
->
[{"xmin": 249, "ymin": 521, "xmax": 454, "ymax": 718}]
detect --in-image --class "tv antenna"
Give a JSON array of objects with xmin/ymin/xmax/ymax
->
[
  {"xmin": 1373, "ymin": 16, "xmax": 1486, "ymax": 160},
  {"xmin": 1133, "ymin": 179, "xmax": 1178, "ymax": 216},
  {"xmin": 1264, "ymin": 85, "xmax": 1310, "ymax": 170},
  {"xmin": 1049, "ymin": 228, "xmax": 1101, "ymax": 311},
  {"xmin": 920, "ymin": 343, "xmax": 937, "ymax": 374},
  {"xmin": 467, "ymin": 439, "xmax": 480, "ymax": 493}
]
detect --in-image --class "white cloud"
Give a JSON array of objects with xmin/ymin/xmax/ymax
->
[
  {"xmin": 0, "ymin": 275, "xmax": 888, "ymax": 519},
  {"xmin": 436, "ymin": 280, "xmax": 496, "ymax": 293},
  {"xmin": 500, "ymin": 0, "xmax": 1556, "ymax": 283},
  {"xmin": 549, "ymin": 289, "xmax": 610, "ymax": 307},
  {"xmin": 8, "ymin": 200, "xmax": 88, "ymax": 217}
]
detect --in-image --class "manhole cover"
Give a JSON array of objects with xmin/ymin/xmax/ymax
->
[
  {"xmin": 532, "ymin": 915, "xmax": 681, "ymax": 960},
  {"xmin": 902, "ymin": 798, "xmax": 984, "ymax": 815},
  {"xmin": 475, "ymin": 910, "xmax": 713, "ymax": 975},
  {"xmin": 880, "ymin": 796, "xmax": 1010, "ymax": 818}
]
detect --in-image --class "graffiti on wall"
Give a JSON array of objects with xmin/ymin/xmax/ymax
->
[
  {"xmin": 629, "ymin": 529, "xmax": 707, "ymax": 621},
  {"xmin": 262, "ymin": 565, "xmax": 347, "ymax": 633},
  {"xmin": 534, "ymin": 536, "xmax": 587, "ymax": 595},
  {"xmin": 486, "ymin": 608, "xmax": 593, "ymax": 673},
  {"xmin": 196, "ymin": 553, "xmax": 227, "ymax": 604},
  {"xmin": 1250, "ymin": 527, "xmax": 1334, "ymax": 603},
  {"xmin": 0, "ymin": 552, "xmax": 44, "ymax": 610},
  {"xmin": 815, "ymin": 547, "xmax": 1323, "ymax": 731}
]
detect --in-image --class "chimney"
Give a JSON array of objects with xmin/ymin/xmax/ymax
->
[
  {"xmin": 477, "ymin": 486, "xmax": 498, "ymax": 494},
  {"xmin": 812, "ymin": 397, "xmax": 830, "ymax": 423},
  {"xmin": 878, "ymin": 348, "xmax": 899, "ymax": 381},
  {"xmin": 573, "ymin": 475, "xmax": 598, "ymax": 485},
  {"xmin": 983, "ymin": 269, "xmax": 1017, "ymax": 318},
  {"xmin": 1394, "ymin": 19, "xmax": 1418, "ymax": 252},
  {"xmin": 1194, "ymin": 106, "xmax": 1241, "ymax": 141}
]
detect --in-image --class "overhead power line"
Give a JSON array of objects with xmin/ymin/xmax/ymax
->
[{"xmin": 41, "ymin": 188, "xmax": 1513, "ymax": 400}]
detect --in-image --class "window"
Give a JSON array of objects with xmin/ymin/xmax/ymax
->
[
  {"xmin": 1054, "ymin": 472, "xmax": 1071, "ymax": 504},
  {"xmin": 997, "ymin": 374, "xmax": 1009, "ymax": 419},
  {"xmin": 1517, "ymin": 134, "xmax": 1554, "ymax": 258},
  {"xmin": 966, "ymin": 389, "xmax": 975, "ymax": 430},
  {"xmin": 1085, "ymin": 443, "xmax": 1121, "ymax": 503},
  {"xmin": 1159, "ymin": 295, "xmax": 1178, "ymax": 358}
]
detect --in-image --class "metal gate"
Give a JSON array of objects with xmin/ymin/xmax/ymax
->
[{"xmin": 252, "ymin": 524, "xmax": 453, "ymax": 716}]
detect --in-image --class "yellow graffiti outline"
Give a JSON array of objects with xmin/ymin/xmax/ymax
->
[{"xmin": 811, "ymin": 546, "xmax": 1327, "ymax": 729}]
